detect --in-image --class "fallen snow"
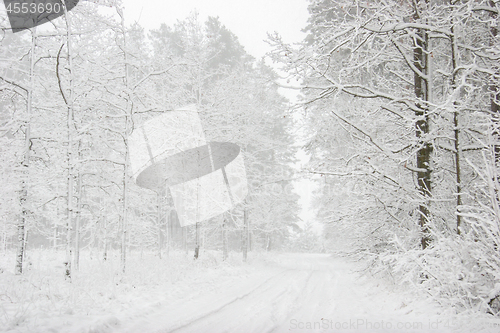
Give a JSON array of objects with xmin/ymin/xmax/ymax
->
[{"xmin": 0, "ymin": 251, "xmax": 499, "ymax": 332}]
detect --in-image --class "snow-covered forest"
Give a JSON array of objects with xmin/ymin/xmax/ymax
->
[
  {"xmin": 1, "ymin": 0, "xmax": 500, "ymax": 332},
  {"xmin": 269, "ymin": 0, "xmax": 500, "ymax": 318}
]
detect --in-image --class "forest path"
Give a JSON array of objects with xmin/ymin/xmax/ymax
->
[{"xmin": 120, "ymin": 253, "xmax": 458, "ymax": 333}]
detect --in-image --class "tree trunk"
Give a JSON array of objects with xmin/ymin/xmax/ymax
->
[
  {"xmin": 194, "ymin": 222, "xmax": 200, "ymax": 259},
  {"xmin": 413, "ymin": 0, "xmax": 432, "ymax": 249},
  {"xmin": 65, "ymin": 171, "xmax": 73, "ymax": 280},
  {"xmin": 120, "ymin": 159, "xmax": 128, "ymax": 273},
  {"xmin": 15, "ymin": 29, "xmax": 36, "ymax": 275},
  {"xmin": 222, "ymin": 216, "xmax": 228, "ymax": 261},
  {"xmin": 157, "ymin": 190, "xmax": 163, "ymax": 259},
  {"xmin": 489, "ymin": 1, "xmax": 500, "ymax": 165},
  {"xmin": 249, "ymin": 228, "xmax": 252, "ymax": 252},
  {"xmin": 117, "ymin": 5, "xmax": 130, "ymax": 274},
  {"xmin": 183, "ymin": 226, "xmax": 188, "ymax": 255},
  {"xmin": 450, "ymin": 13, "xmax": 463, "ymax": 235},
  {"xmin": 23, "ymin": 229, "xmax": 28, "ymax": 265},
  {"xmin": 16, "ymin": 192, "xmax": 27, "ymax": 275},
  {"xmin": 65, "ymin": 192, "xmax": 72, "ymax": 280},
  {"xmin": 165, "ymin": 189, "xmax": 172, "ymax": 258},
  {"xmin": 242, "ymin": 208, "xmax": 248, "ymax": 262},
  {"xmin": 60, "ymin": 0, "xmax": 76, "ymax": 280},
  {"xmin": 165, "ymin": 208, "xmax": 170, "ymax": 258},
  {"xmin": 74, "ymin": 171, "xmax": 82, "ymax": 271},
  {"xmin": 53, "ymin": 225, "xmax": 58, "ymax": 249},
  {"xmin": 220, "ymin": 166, "xmax": 233, "ymax": 261},
  {"xmin": 266, "ymin": 234, "xmax": 271, "ymax": 252},
  {"xmin": 3, "ymin": 222, "xmax": 7, "ymax": 255},
  {"xmin": 102, "ymin": 215, "xmax": 108, "ymax": 261}
]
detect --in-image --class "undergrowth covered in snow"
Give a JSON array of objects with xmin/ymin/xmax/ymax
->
[{"xmin": 0, "ymin": 249, "xmax": 275, "ymax": 332}]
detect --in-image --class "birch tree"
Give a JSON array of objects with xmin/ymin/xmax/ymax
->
[{"xmin": 14, "ymin": 30, "xmax": 36, "ymax": 275}]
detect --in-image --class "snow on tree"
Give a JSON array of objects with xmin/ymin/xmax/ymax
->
[
  {"xmin": 0, "ymin": 5, "xmax": 299, "ymax": 273},
  {"xmin": 269, "ymin": 0, "xmax": 500, "ymax": 314}
]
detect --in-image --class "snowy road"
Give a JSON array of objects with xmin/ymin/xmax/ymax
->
[{"xmin": 119, "ymin": 254, "xmax": 464, "ymax": 333}]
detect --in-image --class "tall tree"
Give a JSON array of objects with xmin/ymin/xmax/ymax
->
[
  {"xmin": 412, "ymin": 0, "xmax": 432, "ymax": 249},
  {"xmin": 148, "ymin": 13, "xmax": 299, "ymax": 255},
  {"xmin": 271, "ymin": 0, "xmax": 500, "ymax": 313},
  {"xmin": 17, "ymin": 30, "xmax": 36, "ymax": 274}
]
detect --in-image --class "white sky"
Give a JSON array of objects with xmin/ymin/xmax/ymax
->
[{"xmin": 122, "ymin": 0, "xmax": 310, "ymax": 59}]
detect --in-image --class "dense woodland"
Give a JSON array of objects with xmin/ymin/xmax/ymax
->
[
  {"xmin": 270, "ymin": 0, "xmax": 500, "ymax": 315},
  {"xmin": 2, "ymin": 0, "xmax": 500, "ymax": 320},
  {"xmin": 0, "ymin": 2, "xmax": 300, "ymax": 277}
]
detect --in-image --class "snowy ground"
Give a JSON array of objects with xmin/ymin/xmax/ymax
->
[{"xmin": 1, "ymin": 251, "xmax": 499, "ymax": 333}]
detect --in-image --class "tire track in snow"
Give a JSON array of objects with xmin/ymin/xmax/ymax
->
[
  {"xmin": 165, "ymin": 256, "xmax": 336, "ymax": 333},
  {"xmin": 268, "ymin": 269, "xmax": 340, "ymax": 333},
  {"xmin": 120, "ymin": 254, "xmax": 471, "ymax": 333},
  {"xmin": 163, "ymin": 268, "xmax": 301, "ymax": 333}
]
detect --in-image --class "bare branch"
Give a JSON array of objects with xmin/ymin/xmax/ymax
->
[{"xmin": 56, "ymin": 42, "xmax": 68, "ymax": 106}]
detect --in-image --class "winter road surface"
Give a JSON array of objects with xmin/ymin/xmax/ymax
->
[{"xmin": 118, "ymin": 253, "xmax": 472, "ymax": 333}]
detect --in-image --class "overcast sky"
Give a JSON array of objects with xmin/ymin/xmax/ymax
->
[{"xmin": 122, "ymin": 0, "xmax": 310, "ymax": 59}]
